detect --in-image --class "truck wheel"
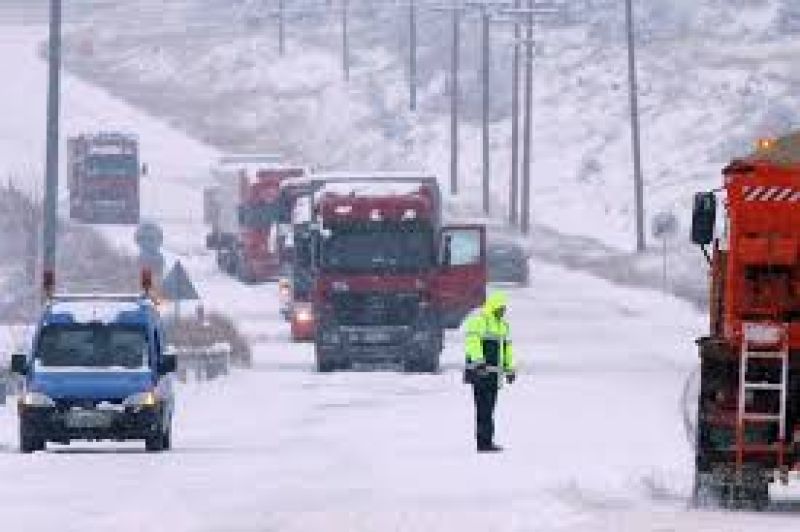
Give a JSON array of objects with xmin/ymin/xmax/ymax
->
[
  {"xmin": 691, "ymin": 471, "xmax": 721, "ymax": 509},
  {"xmin": 20, "ymin": 422, "xmax": 45, "ymax": 453},
  {"xmin": 235, "ymin": 257, "xmax": 256, "ymax": 284},
  {"xmin": 314, "ymin": 348, "xmax": 337, "ymax": 373},
  {"xmin": 404, "ymin": 351, "xmax": 440, "ymax": 374}
]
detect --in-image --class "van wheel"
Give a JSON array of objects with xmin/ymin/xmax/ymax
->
[
  {"xmin": 145, "ymin": 423, "xmax": 168, "ymax": 452},
  {"xmin": 20, "ymin": 422, "xmax": 45, "ymax": 453},
  {"xmin": 162, "ymin": 424, "xmax": 172, "ymax": 451}
]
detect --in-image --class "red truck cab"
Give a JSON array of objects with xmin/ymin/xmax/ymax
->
[
  {"xmin": 67, "ymin": 132, "xmax": 142, "ymax": 224},
  {"xmin": 205, "ymin": 157, "xmax": 305, "ymax": 283},
  {"xmin": 309, "ymin": 174, "xmax": 486, "ymax": 372}
]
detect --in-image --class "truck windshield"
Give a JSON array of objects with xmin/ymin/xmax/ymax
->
[
  {"xmin": 321, "ymin": 224, "xmax": 433, "ymax": 272},
  {"xmin": 240, "ymin": 202, "xmax": 280, "ymax": 229},
  {"xmin": 35, "ymin": 324, "xmax": 149, "ymax": 370},
  {"xmin": 87, "ymin": 155, "xmax": 138, "ymax": 178}
]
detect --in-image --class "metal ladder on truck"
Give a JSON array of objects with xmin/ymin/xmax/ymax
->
[{"xmin": 737, "ymin": 322, "xmax": 790, "ymax": 481}]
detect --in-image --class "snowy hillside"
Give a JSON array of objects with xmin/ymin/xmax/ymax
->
[{"xmin": 57, "ymin": 0, "xmax": 800, "ymax": 253}]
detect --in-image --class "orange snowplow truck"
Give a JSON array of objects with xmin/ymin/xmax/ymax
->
[{"xmin": 691, "ymin": 148, "xmax": 800, "ymax": 509}]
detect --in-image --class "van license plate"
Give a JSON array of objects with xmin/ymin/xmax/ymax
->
[
  {"xmin": 362, "ymin": 331, "xmax": 392, "ymax": 344},
  {"xmin": 65, "ymin": 411, "xmax": 112, "ymax": 429}
]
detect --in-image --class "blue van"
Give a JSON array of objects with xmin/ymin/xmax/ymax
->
[{"xmin": 10, "ymin": 294, "xmax": 176, "ymax": 453}]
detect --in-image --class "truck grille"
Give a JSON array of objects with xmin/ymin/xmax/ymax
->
[{"xmin": 331, "ymin": 292, "xmax": 420, "ymax": 326}]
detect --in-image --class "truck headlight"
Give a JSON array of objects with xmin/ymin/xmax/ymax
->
[
  {"xmin": 294, "ymin": 304, "xmax": 314, "ymax": 323},
  {"xmin": 123, "ymin": 391, "xmax": 157, "ymax": 408},
  {"xmin": 21, "ymin": 392, "xmax": 55, "ymax": 408}
]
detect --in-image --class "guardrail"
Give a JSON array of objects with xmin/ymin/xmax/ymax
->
[{"xmin": 167, "ymin": 342, "xmax": 232, "ymax": 383}]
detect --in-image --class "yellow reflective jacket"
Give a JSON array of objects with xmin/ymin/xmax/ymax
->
[{"xmin": 464, "ymin": 292, "xmax": 514, "ymax": 372}]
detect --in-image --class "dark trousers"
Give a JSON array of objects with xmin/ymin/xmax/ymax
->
[{"xmin": 472, "ymin": 375, "xmax": 499, "ymax": 448}]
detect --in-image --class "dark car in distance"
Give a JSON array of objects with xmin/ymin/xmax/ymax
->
[{"xmin": 487, "ymin": 241, "xmax": 530, "ymax": 286}]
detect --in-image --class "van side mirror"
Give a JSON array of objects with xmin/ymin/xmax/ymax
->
[
  {"xmin": 691, "ymin": 192, "xmax": 716, "ymax": 246},
  {"xmin": 158, "ymin": 354, "xmax": 177, "ymax": 375},
  {"xmin": 11, "ymin": 354, "xmax": 28, "ymax": 375},
  {"xmin": 141, "ymin": 163, "xmax": 149, "ymax": 177}
]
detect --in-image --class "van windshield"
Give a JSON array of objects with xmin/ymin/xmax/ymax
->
[{"xmin": 35, "ymin": 324, "xmax": 149, "ymax": 370}]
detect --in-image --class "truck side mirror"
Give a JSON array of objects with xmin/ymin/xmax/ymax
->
[
  {"xmin": 691, "ymin": 192, "xmax": 716, "ymax": 246},
  {"xmin": 237, "ymin": 206, "xmax": 248, "ymax": 226},
  {"xmin": 205, "ymin": 232, "xmax": 220, "ymax": 250},
  {"xmin": 158, "ymin": 354, "xmax": 177, "ymax": 375},
  {"xmin": 11, "ymin": 354, "xmax": 28, "ymax": 375},
  {"xmin": 441, "ymin": 236, "xmax": 453, "ymax": 267}
]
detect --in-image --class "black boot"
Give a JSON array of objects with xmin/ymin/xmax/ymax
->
[{"xmin": 477, "ymin": 443, "xmax": 503, "ymax": 453}]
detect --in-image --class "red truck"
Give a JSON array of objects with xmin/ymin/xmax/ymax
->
[
  {"xmin": 304, "ymin": 173, "xmax": 486, "ymax": 373},
  {"xmin": 276, "ymin": 179, "xmax": 320, "ymax": 341},
  {"xmin": 204, "ymin": 156, "xmax": 305, "ymax": 283},
  {"xmin": 691, "ymin": 143, "xmax": 800, "ymax": 509},
  {"xmin": 67, "ymin": 132, "xmax": 143, "ymax": 224}
]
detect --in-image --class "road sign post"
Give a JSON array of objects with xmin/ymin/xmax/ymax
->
[
  {"xmin": 161, "ymin": 260, "xmax": 200, "ymax": 322},
  {"xmin": 652, "ymin": 211, "xmax": 678, "ymax": 293}
]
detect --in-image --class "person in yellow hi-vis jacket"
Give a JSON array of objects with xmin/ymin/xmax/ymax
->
[{"xmin": 464, "ymin": 291, "xmax": 515, "ymax": 452}]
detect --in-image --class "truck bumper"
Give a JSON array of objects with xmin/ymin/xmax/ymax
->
[
  {"xmin": 243, "ymin": 259, "xmax": 281, "ymax": 281},
  {"xmin": 82, "ymin": 202, "xmax": 139, "ymax": 224},
  {"xmin": 318, "ymin": 325, "xmax": 440, "ymax": 364},
  {"xmin": 20, "ymin": 405, "xmax": 162, "ymax": 442}
]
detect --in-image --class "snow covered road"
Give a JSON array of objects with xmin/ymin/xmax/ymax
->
[
  {"xmin": 0, "ymin": 261, "xmax": 706, "ymax": 532},
  {"xmin": 1, "ymin": 15, "xmax": 800, "ymax": 532}
]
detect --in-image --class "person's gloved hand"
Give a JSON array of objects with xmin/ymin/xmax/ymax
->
[
  {"xmin": 506, "ymin": 371, "xmax": 517, "ymax": 384},
  {"xmin": 475, "ymin": 362, "xmax": 488, "ymax": 375}
]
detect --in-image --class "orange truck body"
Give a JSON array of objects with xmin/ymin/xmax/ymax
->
[{"xmin": 695, "ymin": 157, "xmax": 800, "ymax": 508}]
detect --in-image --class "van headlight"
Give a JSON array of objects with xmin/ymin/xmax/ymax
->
[
  {"xmin": 22, "ymin": 392, "xmax": 56, "ymax": 408},
  {"xmin": 123, "ymin": 391, "xmax": 157, "ymax": 408}
]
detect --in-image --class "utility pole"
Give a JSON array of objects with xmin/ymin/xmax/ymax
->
[
  {"xmin": 429, "ymin": 1, "xmax": 467, "ymax": 196},
  {"xmin": 278, "ymin": 0, "xmax": 285, "ymax": 56},
  {"xmin": 43, "ymin": 0, "xmax": 61, "ymax": 288},
  {"xmin": 510, "ymin": 0, "xmax": 520, "ymax": 225},
  {"xmin": 481, "ymin": 6, "xmax": 491, "ymax": 214},
  {"xmin": 450, "ymin": 5, "xmax": 461, "ymax": 196},
  {"xmin": 520, "ymin": 2, "xmax": 533, "ymax": 234},
  {"xmin": 625, "ymin": 0, "xmax": 645, "ymax": 252},
  {"xmin": 409, "ymin": 0, "xmax": 417, "ymax": 111},
  {"xmin": 342, "ymin": 0, "xmax": 350, "ymax": 81}
]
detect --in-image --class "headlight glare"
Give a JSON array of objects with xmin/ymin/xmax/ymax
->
[
  {"xmin": 123, "ymin": 391, "xmax": 157, "ymax": 408},
  {"xmin": 22, "ymin": 392, "xmax": 55, "ymax": 408}
]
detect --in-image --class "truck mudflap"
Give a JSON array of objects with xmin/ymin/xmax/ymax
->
[
  {"xmin": 81, "ymin": 201, "xmax": 140, "ymax": 224},
  {"xmin": 693, "ymin": 464, "xmax": 771, "ymax": 510}
]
